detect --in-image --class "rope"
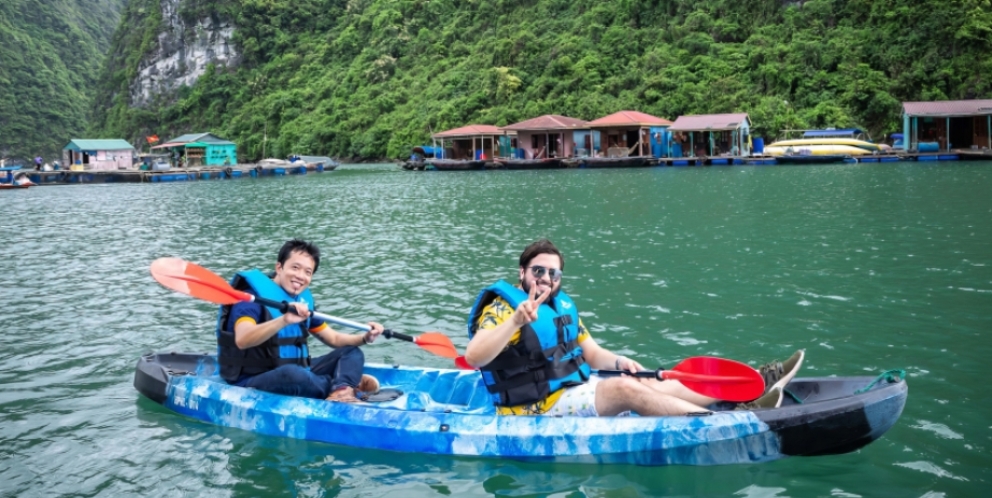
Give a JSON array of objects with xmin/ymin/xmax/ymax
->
[
  {"xmin": 784, "ymin": 389, "xmax": 804, "ymax": 404},
  {"xmin": 855, "ymin": 369, "xmax": 906, "ymax": 394}
]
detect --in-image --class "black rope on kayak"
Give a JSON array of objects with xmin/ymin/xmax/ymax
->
[
  {"xmin": 855, "ymin": 369, "xmax": 906, "ymax": 394},
  {"xmin": 783, "ymin": 389, "xmax": 805, "ymax": 404}
]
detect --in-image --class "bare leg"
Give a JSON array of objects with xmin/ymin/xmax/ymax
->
[
  {"xmin": 594, "ymin": 377, "xmax": 710, "ymax": 416},
  {"xmin": 637, "ymin": 378, "xmax": 720, "ymax": 407}
]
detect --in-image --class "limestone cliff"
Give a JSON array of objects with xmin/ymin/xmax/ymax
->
[{"xmin": 128, "ymin": 0, "xmax": 239, "ymax": 106}]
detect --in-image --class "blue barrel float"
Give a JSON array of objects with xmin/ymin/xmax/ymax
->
[{"xmin": 752, "ymin": 137, "xmax": 765, "ymax": 154}]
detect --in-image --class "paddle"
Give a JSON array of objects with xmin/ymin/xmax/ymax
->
[
  {"xmin": 149, "ymin": 257, "xmax": 459, "ymax": 359},
  {"xmin": 595, "ymin": 356, "xmax": 764, "ymax": 402},
  {"xmin": 453, "ymin": 354, "xmax": 764, "ymax": 402}
]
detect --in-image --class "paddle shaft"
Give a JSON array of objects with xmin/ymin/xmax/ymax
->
[
  {"xmin": 251, "ymin": 295, "xmax": 415, "ymax": 342},
  {"xmin": 596, "ymin": 368, "xmax": 756, "ymax": 384}
]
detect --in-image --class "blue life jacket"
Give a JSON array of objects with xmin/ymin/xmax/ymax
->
[
  {"xmin": 467, "ymin": 280, "xmax": 590, "ymax": 406},
  {"xmin": 216, "ymin": 269, "xmax": 314, "ymax": 383}
]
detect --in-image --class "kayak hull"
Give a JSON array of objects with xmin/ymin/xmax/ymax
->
[{"xmin": 134, "ymin": 352, "xmax": 906, "ymax": 465}]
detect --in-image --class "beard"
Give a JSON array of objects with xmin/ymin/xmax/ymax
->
[{"xmin": 521, "ymin": 279, "xmax": 561, "ymax": 302}]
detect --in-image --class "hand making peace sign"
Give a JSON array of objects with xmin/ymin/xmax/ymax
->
[{"xmin": 511, "ymin": 284, "xmax": 552, "ymax": 328}]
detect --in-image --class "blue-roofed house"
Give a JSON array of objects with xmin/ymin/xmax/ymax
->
[
  {"xmin": 62, "ymin": 139, "xmax": 136, "ymax": 170},
  {"xmin": 151, "ymin": 132, "xmax": 238, "ymax": 167}
]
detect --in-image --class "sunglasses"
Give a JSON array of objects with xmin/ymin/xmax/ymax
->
[{"xmin": 528, "ymin": 265, "xmax": 563, "ymax": 282}]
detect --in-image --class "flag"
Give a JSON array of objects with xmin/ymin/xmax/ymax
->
[{"xmin": 147, "ymin": 135, "xmax": 160, "ymax": 144}]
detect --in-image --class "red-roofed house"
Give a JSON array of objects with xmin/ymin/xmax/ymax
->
[
  {"xmin": 587, "ymin": 111, "xmax": 673, "ymax": 157},
  {"xmin": 902, "ymin": 100, "xmax": 992, "ymax": 152},
  {"xmin": 501, "ymin": 115, "xmax": 588, "ymax": 159},
  {"xmin": 668, "ymin": 113, "xmax": 752, "ymax": 157},
  {"xmin": 431, "ymin": 124, "xmax": 512, "ymax": 160}
]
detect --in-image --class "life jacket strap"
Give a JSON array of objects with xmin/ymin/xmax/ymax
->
[{"xmin": 483, "ymin": 354, "xmax": 587, "ymax": 395}]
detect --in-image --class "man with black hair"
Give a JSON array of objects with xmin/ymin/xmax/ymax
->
[
  {"xmin": 464, "ymin": 238, "xmax": 804, "ymax": 416},
  {"xmin": 217, "ymin": 239, "xmax": 384, "ymax": 402}
]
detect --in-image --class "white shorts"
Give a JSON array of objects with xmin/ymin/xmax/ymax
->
[{"xmin": 545, "ymin": 377, "xmax": 630, "ymax": 417}]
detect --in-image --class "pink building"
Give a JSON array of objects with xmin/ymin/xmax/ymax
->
[
  {"xmin": 63, "ymin": 139, "xmax": 136, "ymax": 170},
  {"xmin": 501, "ymin": 115, "xmax": 588, "ymax": 159}
]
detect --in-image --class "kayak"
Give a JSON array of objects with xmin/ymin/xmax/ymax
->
[{"xmin": 134, "ymin": 352, "xmax": 907, "ymax": 465}]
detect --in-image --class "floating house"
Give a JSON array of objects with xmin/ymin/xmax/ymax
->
[
  {"xmin": 431, "ymin": 125, "xmax": 511, "ymax": 160},
  {"xmin": 501, "ymin": 115, "xmax": 589, "ymax": 159},
  {"xmin": 902, "ymin": 100, "xmax": 992, "ymax": 152},
  {"xmin": 668, "ymin": 113, "xmax": 752, "ymax": 157},
  {"xmin": 62, "ymin": 139, "xmax": 136, "ymax": 170},
  {"xmin": 151, "ymin": 133, "xmax": 237, "ymax": 167},
  {"xmin": 586, "ymin": 111, "xmax": 673, "ymax": 157}
]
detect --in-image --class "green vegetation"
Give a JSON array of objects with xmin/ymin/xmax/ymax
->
[
  {"xmin": 91, "ymin": 0, "xmax": 992, "ymax": 161},
  {"xmin": 0, "ymin": 0, "xmax": 123, "ymax": 161}
]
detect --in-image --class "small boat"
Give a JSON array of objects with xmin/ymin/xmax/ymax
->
[
  {"xmin": 427, "ymin": 159, "xmax": 486, "ymax": 171},
  {"xmin": 564, "ymin": 157, "xmax": 652, "ymax": 168},
  {"xmin": 493, "ymin": 158, "xmax": 563, "ymax": 170},
  {"xmin": 134, "ymin": 352, "xmax": 907, "ymax": 465},
  {"xmin": 1, "ymin": 167, "xmax": 34, "ymax": 188},
  {"xmin": 765, "ymin": 129, "xmax": 884, "ymax": 157},
  {"xmin": 775, "ymin": 154, "xmax": 851, "ymax": 165},
  {"xmin": 400, "ymin": 159, "xmax": 426, "ymax": 171}
]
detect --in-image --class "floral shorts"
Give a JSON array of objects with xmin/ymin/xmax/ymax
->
[{"xmin": 545, "ymin": 377, "xmax": 630, "ymax": 417}]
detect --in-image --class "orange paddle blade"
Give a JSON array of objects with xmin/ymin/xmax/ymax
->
[
  {"xmin": 413, "ymin": 332, "xmax": 459, "ymax": 358},
  {"xmin": 150, "ymin": 257, "xmax": 250, "ymax": 305},
  {"xmin": 670, "ymin": 356, "xmax": 765, "ymax": 402}
]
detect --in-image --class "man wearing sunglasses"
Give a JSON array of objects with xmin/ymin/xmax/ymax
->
[{"xmin": 464, "ymin": 239, "xmax": 803, "ymax": 416}]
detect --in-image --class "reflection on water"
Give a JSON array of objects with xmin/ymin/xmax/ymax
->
[{"xmin": 1, "ymin": 163, "xmax": 991, "ymax": 496}]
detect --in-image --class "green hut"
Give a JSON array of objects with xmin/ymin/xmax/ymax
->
[{"xmin": 151, "ymin": 133, "xmax": 237, "ymax": 167}]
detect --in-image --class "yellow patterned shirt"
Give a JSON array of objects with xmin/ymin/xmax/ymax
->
[{"xmin": 475, "ymin": 295, "xmax": 591, "ymax": 415}]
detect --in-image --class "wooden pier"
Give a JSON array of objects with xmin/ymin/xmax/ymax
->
[
  {"xmin": 21, "ymin": 163, "xmax": 329, "ymax": 186},
  {"xmin": 650, "ymin": 149, "xmax": 992, "ymax": 166}
]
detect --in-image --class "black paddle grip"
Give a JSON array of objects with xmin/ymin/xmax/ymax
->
[
  {"xmin": 383, "ymin": 330, "xmax": 414, "ymax": 342},
  {"xmin": 253, "ymin": 297, "xmax": 301, "ymax": 315},
  {"xmin": 597, "ymin": 368, "xmax": 664, "ymax": 380}
]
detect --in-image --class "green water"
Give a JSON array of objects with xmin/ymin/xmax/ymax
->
[{"xmin": 1, "ymin": 163, "xmax": 990, "ymax": 496}]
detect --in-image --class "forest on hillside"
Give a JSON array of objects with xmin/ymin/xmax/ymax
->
[
  {"xmin": 91, "ymin": 0, "xmax": 992, "ymax": 161},
  {"xmin": 0, "ymin": 0, "xmax": 123, "ymax": 161}
]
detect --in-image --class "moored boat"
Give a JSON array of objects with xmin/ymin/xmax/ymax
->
[
  {"xmin": 493, "ymin": 158, "xmax": 563, "ymax": 170},
  {"xmin": 134, "ymin": 352, "xmax": 907, "ymax": 465},
  {"xmin": 765, "ymin": 129, "xmax": 885, "ymax": 157},
  {"xmin": 566, "ymin": 157, "xmax": 652, "ymax": 168},
  {"xmin": 1, "ymin": 166, "xmax": 35, "ymax": 188},
  {"xmin": 775, "ymin": 154, "xmax": 851, "ymax": 165},
  {"xmin": 427, "ymin": 159, "xmax": 486, "ymax": 171}
]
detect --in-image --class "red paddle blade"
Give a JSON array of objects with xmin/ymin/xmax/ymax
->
[
  {"xmin": 454, "ymin": 356, "xmax": 475, "ymax": 370},
  {"xmin": 150, "ymin": 258, "xmax": 250, "ymax": 305},
  {"xmin": 669, "ymin": 356, "xmax": 765, "ymax": 402},
  {"xmin": 413, "ymin": 332, "xmax": 459, "ymax": 358}
]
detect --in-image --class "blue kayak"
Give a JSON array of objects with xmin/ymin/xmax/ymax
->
[{"xmin": 134, "ymin": 352, "xmax": 907, "ymax": 465}]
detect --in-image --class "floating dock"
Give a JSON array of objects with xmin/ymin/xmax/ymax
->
[
  {"xmin": 651, "ymin": 149, "xmax": 992, "ymax": 166},
  {"xmin": 22, "ymin": 163, "xmax": 329, "ymax": 186}
]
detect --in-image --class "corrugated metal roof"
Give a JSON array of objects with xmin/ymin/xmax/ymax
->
[
  {"xmin": 432, "ymin": 124, "xmax": 507, "ymax": 138},
  {"xmin": 803, "ymin": 129, "xmax": 864, "ymax": 138},
  {"xmin": 587, "ymin": 111, "xmax": 673, "ymax": 128},
  {"xmin": 502, "ymin": 115, "xmax": 588, "ymax": 131},
  {"xmin": 668, "ymin": 113, "xmax": 750, "ymax": 132},
  {"xmin": 149, "ymin": 142, "xmax": 183, "ymax": 149},
  {"xmin": 63, "ymin": 139, "xmax": 135, "ymax": 151},
  {"xmin": 903, "ymin": 100, "xmax": 992, "ymax": 117},
  {"xmin": 165, "ymin": 132, "xmax": 236, "ymax": 145}
]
